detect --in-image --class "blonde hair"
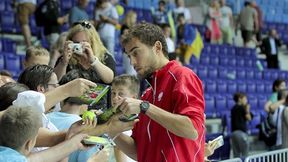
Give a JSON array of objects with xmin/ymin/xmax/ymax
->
[
  {"xmin": 123, "ymin": 10, "xmax": 137, "ymax": 28},
  {"xmin": 67, "ymin": 21, "xmax": 107, "ymax": 62},
  {"xmin": 25, "ymin": 46, "xmax": 50, "ymax": 61}
]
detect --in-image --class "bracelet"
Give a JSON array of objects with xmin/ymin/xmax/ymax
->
[{"xmin": 90, "ymin": 57, "xmax": 99, "ymax": 66}]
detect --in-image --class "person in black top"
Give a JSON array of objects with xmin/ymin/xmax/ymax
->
[
  {"xmin": 54, "ymin": 21, "xmax": 115, "ymax": 84},
  {"xmin": 231, "ymin": 92, "xmax": 253, "ymax": 158},
  {"xmin": 37, "ymin": 0, "xmax": 69, "ymax": 49}
]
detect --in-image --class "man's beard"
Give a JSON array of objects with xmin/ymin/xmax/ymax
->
[{"xmin": 137, "ymin": 66, "xmax": 155, "ymax": 80}]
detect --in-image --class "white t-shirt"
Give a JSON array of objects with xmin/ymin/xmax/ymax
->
[
  {"xmin": 95, "ymin": 3, "xmax": 119, "ymax": 38},
  {"xmin": 173, "ymin": 7, "xmax": 191, "ymax": 22},
  {"xmin": 166, "ymin": 37, "xmax": 175, "ymax": 53},
  {"xmin": 220, "ymin": 6, "xmax": 232, "ymax": 28}
]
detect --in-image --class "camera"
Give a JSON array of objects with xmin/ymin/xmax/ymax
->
[{"xmin": 69, "ymin": 43, "xmax": 83, "ymax": 55}]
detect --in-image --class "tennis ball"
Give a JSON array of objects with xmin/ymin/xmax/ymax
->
[
  {"xmin": 116, "ymin": 4, "xmax": 124, "ymax": 16},
  {"xmin": 82, "ymin": 111, "xmax": 96, "ymax": 121}
]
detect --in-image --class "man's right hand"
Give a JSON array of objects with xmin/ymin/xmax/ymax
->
[
  {"xmin": 107, "ymin": 113, "xmax": 139, "ymax": 137},
  {"xmin": 69, "ymin": 133, "xmax": 90, "ymax": 150},
  {"xmin": 62, "ymin": 78, "xmax": 97, "ymax": 97}
]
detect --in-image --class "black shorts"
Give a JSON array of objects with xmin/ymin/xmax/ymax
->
[{"xmin": 241, "ymin": 30, "xmax": 254, "ymax": 43}]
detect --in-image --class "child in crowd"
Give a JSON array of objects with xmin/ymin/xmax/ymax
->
[
  {"xmin": 0, "ymin": 106, "xmax": 42, "ymax": 161},
  {"xmin": 231, "ymin": 92, "xmax": 253, "ymax": 158},
  {"xmin": 23, "ymin": 46, "xmax": 50, "ymax": 68},
  {"xmin": 111, "ymin": 74, "xmax": 140, "ymax": 162}
]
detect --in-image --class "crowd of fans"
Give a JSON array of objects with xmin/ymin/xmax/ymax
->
[{"xmin": 0, "ymin": 0, "xmax": 288, "ymax": 161}]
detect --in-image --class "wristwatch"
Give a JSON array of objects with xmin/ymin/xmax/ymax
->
[{"xmin": 140, "ymin": 101, "xmax": 150, "ymax": 114}]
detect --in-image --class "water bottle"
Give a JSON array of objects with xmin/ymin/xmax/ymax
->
[{"xmin": 256, "ymin": 60, "xmax": 264, "ymax": 71}]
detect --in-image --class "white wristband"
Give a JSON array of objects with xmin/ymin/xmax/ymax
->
[{"xmin": 90, "ymin": 57, "xmax": 99, "ymax": 66}]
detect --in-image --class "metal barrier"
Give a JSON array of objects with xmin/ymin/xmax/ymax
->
[
  {"xmin": 244, "ymin": 148, "xmax": 288, "ymax": 162},
  {"xmin": 219, "ymin": 158, "xmax": 242, "ymax": 162}
]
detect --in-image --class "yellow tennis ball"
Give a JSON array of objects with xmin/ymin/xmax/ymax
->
[
  {"xmin": 82, "ymin": 111, "xmax": 96, "ymax": 121},
  {"xmin": 116, "ymin": 4, "xmax": 124, "ymax": 16}
]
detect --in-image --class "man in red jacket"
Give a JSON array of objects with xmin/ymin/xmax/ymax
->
[{"xmin": 110, "ymin": 22, "xmax": 205, "ymax": 162}]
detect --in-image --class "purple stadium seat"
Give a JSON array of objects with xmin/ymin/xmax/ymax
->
[
  {"xmin": 236, "ymin": 69, "xmax": 246, "ymax": 80},
  {"xmin": 279, "ymin": 71, "xmax": 286, "ymax": 79},
  {"xmin": 0, "ymin": 1, "xmax": 5, "ymax": 12},
  {"xmin": 205, "ymin": 95, "xmax": 215, "ymax": 117},
  {"xmin": 258, "ymin": 95, "xmax": 267, "ymax": 110},
  {"xmin": 60, "ymin": 0, "xmax": 74, "ymax": 13},
  {"xmin": 219, "ymin": 46, "xmax": 228, "ymax": 55},
  {"xmin": 247, "ymin": 82, "xmax": 256, "ymax": 93},
  {"xmin": 215, "ymin": 96, "xmax": 227, "ymax": 112},
  {"xmin": 218, "ymin": 67, "xmax": 228, "ymax": 79},
  {"xmin": 263, "ymin": 71, "xmax": 271, "ymax": 80},
  {"xmin": 208, "ymin": 67, "xmax": 218, "ymax": 79},
  {"xmin": 254, "ymin": 70, "xmax": 263, "ymax": 80},
  {"xmin": 4, "ymin": 54, "xmax": 21, "ymax": 71},
  {"xmin": 245, "ymin": 59, "xmax": 253, "ymax": 67},
  {"xmin": 248, "ymin": 96, "xmax": 258, "ymax": 109},
  {"xmin": 256, "ymin": 82, "xmax": 265, "ymax": 93},
  {"xmin": 206, "ymin": 81, "xmax": 217, "ymax": 93},
  {"xmin": 236, "ymin": 58, "xmax": 245, "ymax": 67},
  {"xmin": 226, "ymin": 95, "xmax": 234, "ymax": 110},
  {"xmin": 2, "ymin": 39, "xmax": 16, "ymax": 53},
  {"xmin": 1, "ymin": 11, "xmax": 16, "ymax": 33},
  {"xmin": 270, "ymin": 71, "xmax": 279, "ymax": 80},
  {"xmin": 197, "ymin": 66, "xmax": 208, "ymax": 79},
  {"xmin": 227, "ymin": 81, "xmax": 237, "ymax": 93},
  {"xmin": 228, "ymin": 58, "xmax": 236, "ymax": 66},
  {"xmin": 200, "ymin": 55, "xmax": 210, "ymax": 65},
  {"xmin": 237, "ymin": 82, "xmax": 247, "ymax": 92},
  {"xmin": 0, "ymin": 54, "xmax": 4, "ymax": 69},
  {"xmin": 265, "ymin": 82, "xmax": 272, "ymax": 93},
  {"xmin": 246, "ymin": 70, "xmax": 254, "ymax": 80},
  {"xmin": 220, "ymin": 57, "xmax": 229, "ymax": 66},
  {"xmin": 217, "ymin": 81, "xmax": 227, "ymax": 93},
  {"xmin": 210, "ymin": 56, "xmax": 219, "ymax": 65},
  {"xmin": 249, "ymin": 113, "xmax": 261, "ymax": 135}
]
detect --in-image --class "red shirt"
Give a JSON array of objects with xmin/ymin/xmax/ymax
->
[{"xmin": 132, "ymin": 61, "xmax": 205, "ymax": 162}]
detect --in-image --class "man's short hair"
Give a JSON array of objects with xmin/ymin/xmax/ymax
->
[
  {"xmin": 0, "ymin": 82, "xmax": 29, "ymax": 111},
  {"xmin": 25, "ymin": 46, "xmax": 50, "ymax": 61},
  {"xmin": 112, "ymin": 74, "xmax": 140, "ymax": 96},
  {"xmin": 18, "ymin": 64, "xmax": 54, "ymax": 91},
  {"xmin": 233, "ymin": 92, "xmax": 246, "ymax": 103},
  {"xmin": 159, "ymin": 0, "xmax": 166, "ymax": 5},
  {"xmin": 0, "ymin": 106, "xmax": 42, "ymax": 151},
  {"xmin": 121, "ymin": 22, "xmax": 169, "ymax": 57}
]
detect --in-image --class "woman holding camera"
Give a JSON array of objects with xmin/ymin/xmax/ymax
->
[{"xmin": 54, "ymin": 21, "xmax": 115, "ymax": 84}]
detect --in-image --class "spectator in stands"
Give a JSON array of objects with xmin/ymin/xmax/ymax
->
[
  {"xmin": 55, "ymin": 21, "xmax": 115, "ymax": 84},
  {"xmin": 220, "ymin": 0, "xmax": 234, "ymax": 45},
  {"xmin": 69, "ymin": 0, "xmax": 90, "ymax": 26},
  {"xmin": 207, "ymin": 0, "xmax": 222, "ymax": 44},
  {"xmin": 265, "ymin": 79, "xmax": 287, "ymax": 126},
  {"xmin": 161, "ymin": 24, "xmax": 175, "ymax": 53},
  {"xmin": 94, "ymin": 0, "xmax": 119, "ymax": 55},
  {"xmin": 47, "ymin": 70, "xmax": 107, "ymax": 162},
  {"xmin": 280, "ymin": 94, "xmax": 288, "ymax": 148},
  {"xmin": 173, "ymin": 0, "xmax": 192, "ymax": 23},
  {"xmin": 152, "ymin": 0, "xmax": 168, "ymax": 25},
  {"xmin": 0, "ymin": 70, "xmax": 15, "ymax": 87},
  {"xmin": 238, "ymin": 1, "xmax": 258, "ymax": 47},
  {"xmin": 111, "ymin": 74, "xmax": 140, "ymax": 162},
  {"xmin": 261, "ymin": 29, "xmax": 282, "ymax": 69},
  {"xmin": 23, "ymin": 46, "xmax": 50, "ymax": 68},
  {"xmin": 273, "ymin": 89, "xmax": 288, "ymax": 148},
  {"xmin": 110, "ymin": 23, "xmax": 205, "ymax": 162},
  {"xmin": 231, "ymin": 92, "xmax": 253, "ymax": 158},
  {"xmin": 14, "ymin": 0, "xmax": 36, "ymax": 48},
  {"xmin": 49, "ymin": 32, "xmax": 68, "ymax": 68},
  {"xmin": 0, "ymin": 106, "xmax": 42, "ymax": 161},
  {"xmin": 120, "ymin": 10, "xmax": 137, "ymax": 75},
  {"xmin": 251, "ymin": 0, "xmax": 263, "ymax": 43},
  {"xmin": 40, "ymin": 0, "xmax": 69, "ymax": 49}
]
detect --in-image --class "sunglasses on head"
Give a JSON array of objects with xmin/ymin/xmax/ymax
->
[{"xmin": 73, "ymin": 21, "xmax": 92, "ymax": 29}]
